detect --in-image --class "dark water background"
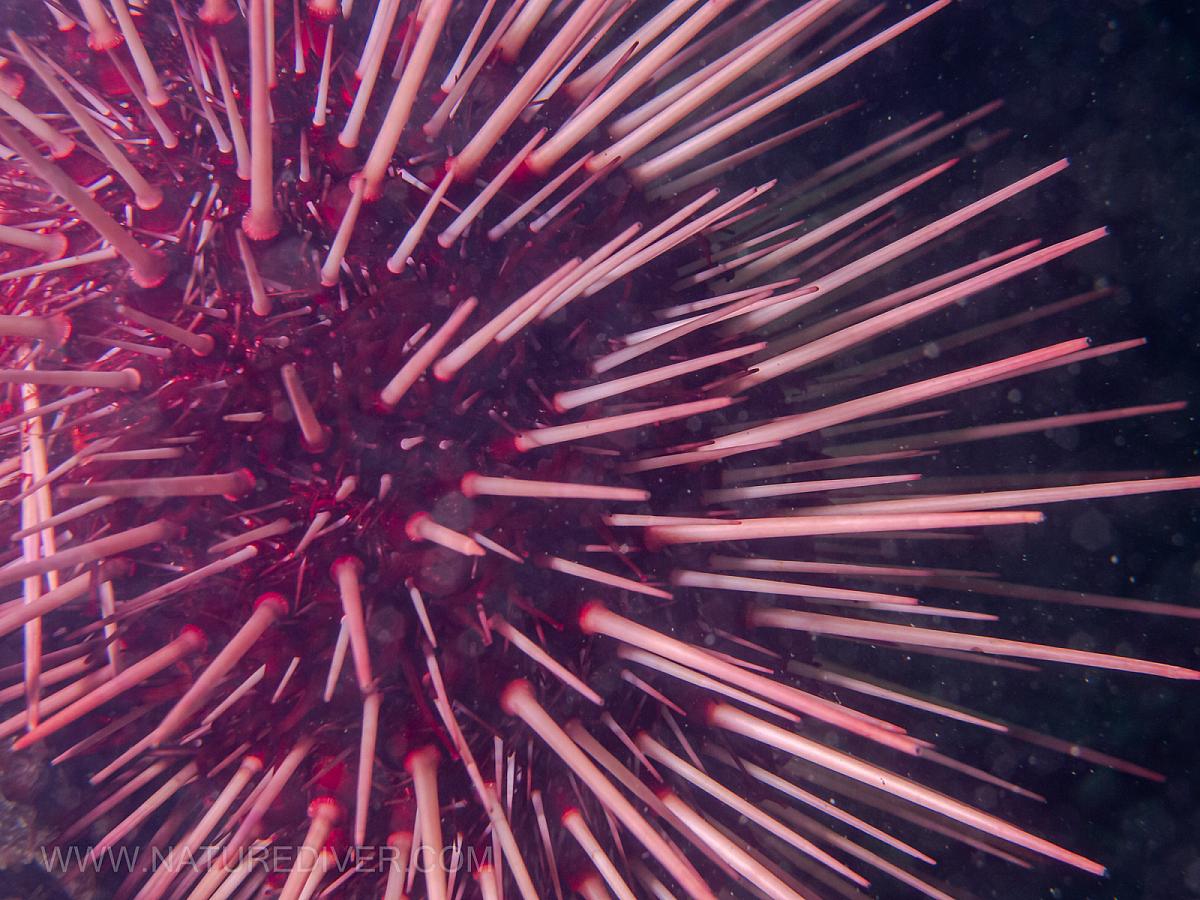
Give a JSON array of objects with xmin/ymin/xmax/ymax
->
[
  {"xmin": 846, "ymin": 2, "xmax": 1200, "ymax": 897},
  {"xmin": 710, "ymin": 0, "xmax": 1198, "ymax": 896}
]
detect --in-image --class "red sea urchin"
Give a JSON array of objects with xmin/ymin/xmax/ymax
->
[{"xmin": 0, "ymin": 0, "xmax": 1196, "ymax": 897}]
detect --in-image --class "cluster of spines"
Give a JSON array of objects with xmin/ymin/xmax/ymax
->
[{"xmin": 0, "ymin": 0, "xmax": 1197, "ymax": 898}]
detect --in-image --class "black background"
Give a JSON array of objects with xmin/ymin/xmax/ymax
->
[{"xmin": 855, "ymin": 2, "xmax": 1200, "ymax": 898}]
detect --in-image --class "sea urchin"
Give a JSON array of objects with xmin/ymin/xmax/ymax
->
[{"xmin": 0, "ymin": 0, "xmax": 1196, "ymax": 898}]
